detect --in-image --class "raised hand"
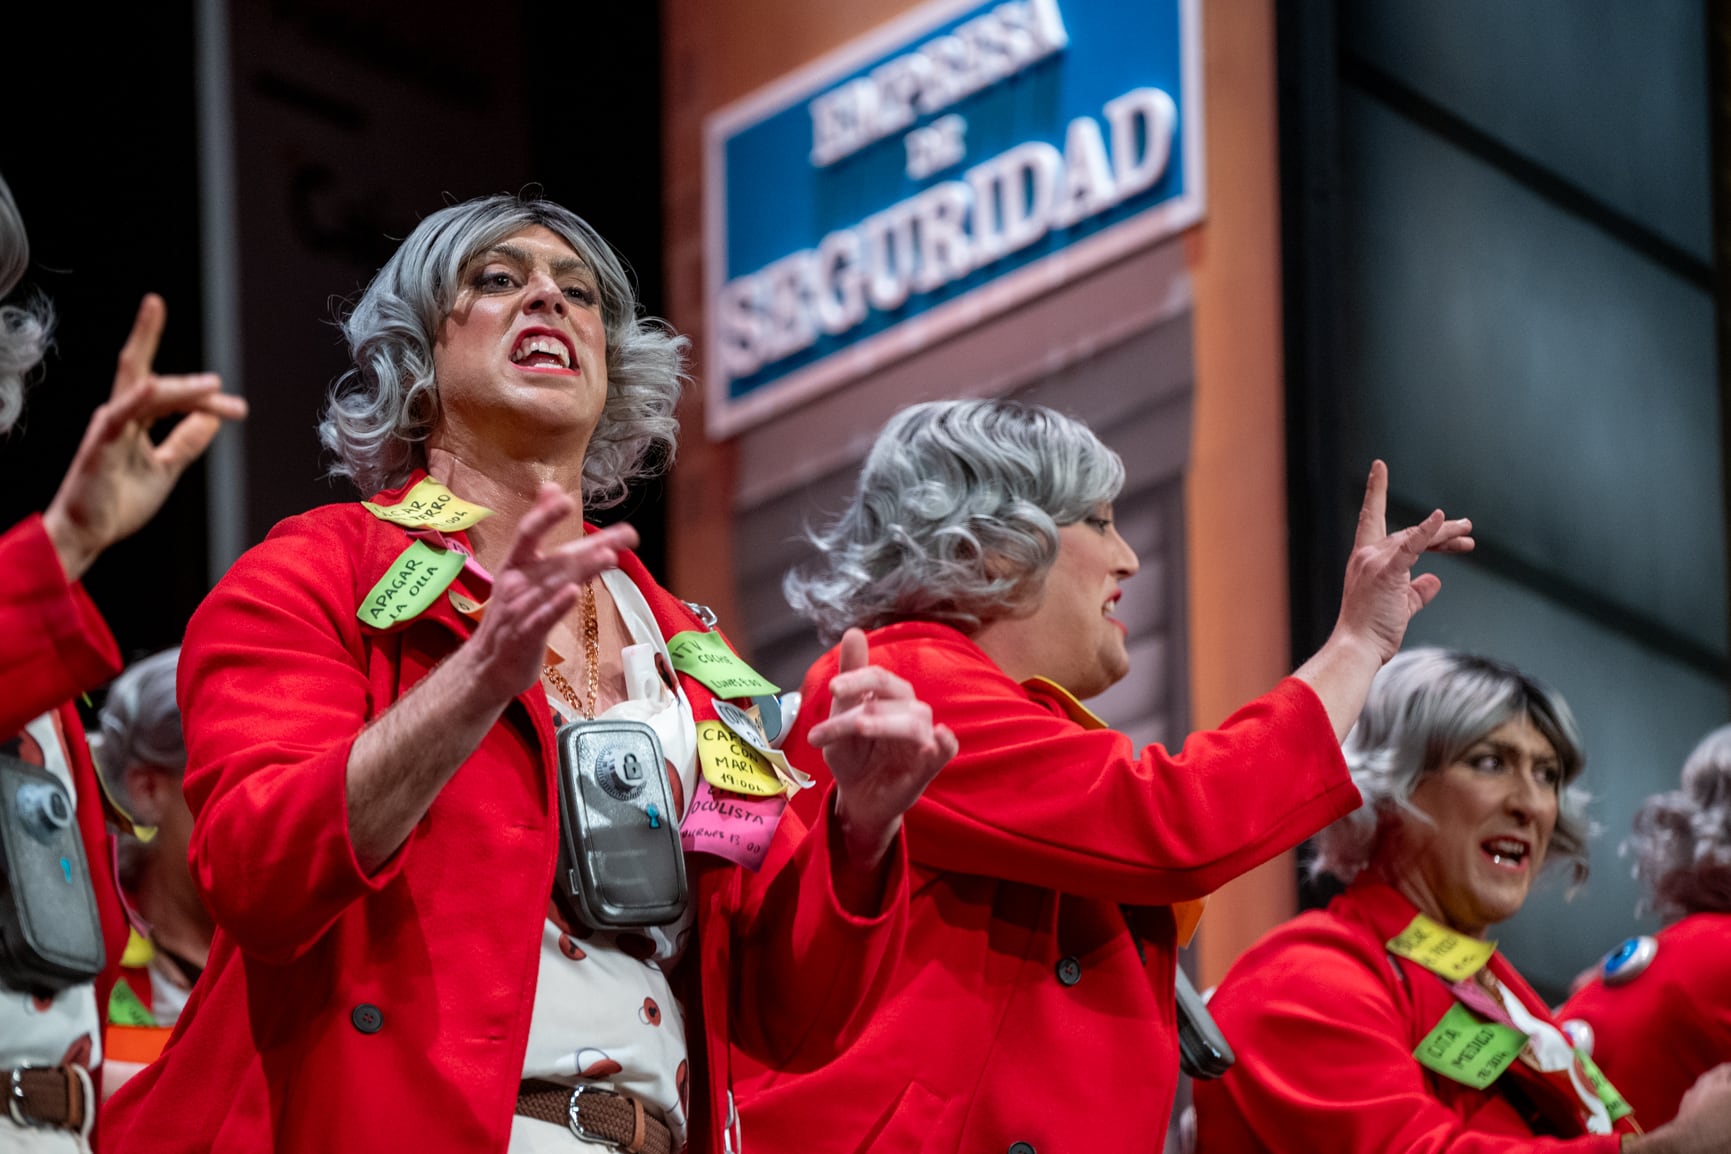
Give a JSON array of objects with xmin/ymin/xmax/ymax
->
[
  {"xmin": 463, "ymin": 482, "xmax": 637, "ymax": 708},
  {"xmin": 809, "ymin": 628, "xmax": 958, "ymax": 868},
  {"xmin": 1294, "ymin": 461, "xmax": 1476, "ymax": 739},
  {"xmin": 43, "ymin": 293, "xmax": 248, "ymax": 581},
  {"xmin": 1334, "ymin": 459, "xmax": 1474, "ymax": 665},
  {"xmin": 346, "ymin": 484, "xmax": 636, "ymax": 874}
]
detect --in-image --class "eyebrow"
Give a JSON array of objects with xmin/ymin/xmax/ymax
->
[
  {"xmin": 485, "ymin": 244, "xmax": 594, "ymax": 280},
  {"xmin": 1469, "ymin": 738, "xmax": 1560, "ymax": 766}
]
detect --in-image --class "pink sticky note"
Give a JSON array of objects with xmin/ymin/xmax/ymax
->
[{"xmin": 680, "ymin": 780, "xmax": 786, "ymax": 871}]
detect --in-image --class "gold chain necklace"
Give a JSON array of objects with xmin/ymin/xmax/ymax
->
[{"xmin": 543, "ymin": 580, "xmax": 599, "ymax": 720}]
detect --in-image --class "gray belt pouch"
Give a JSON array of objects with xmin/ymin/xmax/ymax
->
[
  {"xmin": 0, "ymin": 753, "xmax": 105, "ymax": 994},
  {"xmin": 555, "ymin": 718, "xmax": 689, "ymax": 929}
]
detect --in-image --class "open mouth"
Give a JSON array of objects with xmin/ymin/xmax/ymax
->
[
  {"xmin": 511, "ymin": 330, "xmax": 575, "ymax": 371},
  {"xmin": 1481, "ymin": 837, "xmax": 1531, "ymax": 871}
]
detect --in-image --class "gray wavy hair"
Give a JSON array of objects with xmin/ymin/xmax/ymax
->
[
  {"xmin": 1310, "ymin": 647, "xmax": 1593, "ymax": 886},
  {"xmin": 319, "ymin": 192, "xmax": 687, "ymax": 505},
  {"xmin": 0, "ymin": 173, "xmax": 53, "ymax": 435},
  {"xmin": 91, "ymin": 648, "xmax": 186, "ymax": 821},
  {"xmin": 1626, "ymin": 724, "xmax": 1731, "ymax": 918},
  {"xmin": 785, "ymin": 398, "xmax": 1125, "ymax": 644}
]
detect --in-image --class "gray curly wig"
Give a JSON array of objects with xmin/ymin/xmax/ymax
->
[
  {"xmin": 319, "ymin": 192, "xmax": 687, "ymax": 506},
  {"xmin": 0, "ymin": 173, "xmax": 53, "ymax": 435},
  {"xmin": 1626, "ymin": 724, "xmax": 1731, "ymax": 919},
  {"xmin": 92, "ymin": 647, "xmax": 187, "ymax": 818},
  {"xmin": 1310, "ymin": 647, "xmax": 1593, "ymax": 886},
  {"xmin": 785, "ymin": 398, "xmax": 1125, "ymax": 645}
]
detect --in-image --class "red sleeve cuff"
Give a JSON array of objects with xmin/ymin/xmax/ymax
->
[{"xmin": 0, "ymin": 516, "xmax": 121, "ymax": 734}]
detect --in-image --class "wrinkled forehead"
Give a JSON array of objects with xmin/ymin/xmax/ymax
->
[{"xmin": 465, "ymin": 223, "xmax": 590, "ymax": 272}]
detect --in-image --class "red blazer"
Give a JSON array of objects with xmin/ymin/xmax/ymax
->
[
  {"xmin": 1562, "ymin": 913, "xmax": 1731, "ymax": 1126},
  {"xmin": 733, "ymin": 620, "xmax": 1359, "ymax": 1153},
  {"xmin": 100, "ymin": 481, "xmax": 908, "ymax": 1153},
  {"xmin": 1192, "ymin": 878, "xmax": 1634, "ymax": 1153},
  {"xmin": 0, "ymin": 514, "xmax": 129, "ymax": 1054}
]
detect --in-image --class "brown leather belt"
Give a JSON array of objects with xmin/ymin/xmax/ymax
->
[
  {"xmin": 7, "ymin": 1065, "xmax": 87, "ymax": 1132},
  {"xmin": 515, "ymin": 1080, "xmax": 672, "ymax": 1154}
]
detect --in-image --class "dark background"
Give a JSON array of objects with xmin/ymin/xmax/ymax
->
[{"xmin": 1, "ymin": 2, "xmax": 666, "ymax": 668}]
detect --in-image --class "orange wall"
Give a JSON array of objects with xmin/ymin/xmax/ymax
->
[
  {"xmin": 662, "ymin": 0, "xmax": 1298, "ymax": 981},
  {"xmin": 1184, "ymin": 0, "xmax": 1296, "ymax": 988}
]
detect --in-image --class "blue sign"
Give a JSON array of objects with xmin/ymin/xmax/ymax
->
[{"xmin": 703, "ymin": 0, "xmax": 1203, "ymax": 436}]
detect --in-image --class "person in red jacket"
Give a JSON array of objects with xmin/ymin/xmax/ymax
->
[
  {"xmin": 1191, "ymin": 648, "xmax": 1731, "ymax": 1153},
  {"xmin": 99, "ymin": 192, "xmax": 954, "ymax": 1154},
  {"xmin": 1562, "ymin": 724, "xmax": 1731, "ymax": 1128},
  {"xmin": 734, "ymin": 397, "xmax": 1472, "ymax": 1152},
  {"xmin": 0, "ymin": 171, "xmax": 243, "ymax": 1150}
]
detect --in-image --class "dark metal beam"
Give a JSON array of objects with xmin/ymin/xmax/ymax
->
[
  {"xmin": 1709, "ymin": 0, "xmax": 1731, "ymax": 708},
  {"xmin": 1386, "ymin": 497, "xmax": 1729, "ymax": 683},
  {"xmin": 1343, "ymin": 52, "xmax": 1715, "ymax": 293},
  {"xmin": 1278, "ymin": 0, "xmax": 1353, "ymax": 668}
]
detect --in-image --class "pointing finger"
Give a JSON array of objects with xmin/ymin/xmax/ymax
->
[
  {"xmin": 1423, "ymin": 517, "xmax": 1474, "ymax": 554},
  {"xmin": 837, "ymin": 628, "xmax": 869, "ymax": 676},
  {"xmin": 585, "ymin": 521, "xmax": 639, "ymax": 553},
  {"xmin": 545, "ymin": 522, "xmax": 638, "ymax": 585},
  {"xmin": 1399, "ymin": 509, "xmax": 1445, "ymax": 556},
  {"xmin": 128, "ymin": 375, "xmax": 227, "ymax": 423},
  {"xmin": 1354, "ymin": 460, "xmax": 1390, "ymax": 550},
  {"xmin": 113, "ymin": 293, "xmax": 167, "ymax": 398},
  {"xmin": 829, "ymin": 665, "xmax": 917, "ymax": 704}
]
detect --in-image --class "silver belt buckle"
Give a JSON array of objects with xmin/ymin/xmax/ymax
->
[{"xmin": 566, "ymin": 1085, "xmax": 622, "ymax": 1148}]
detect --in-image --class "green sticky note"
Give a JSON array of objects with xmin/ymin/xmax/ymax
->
[
  {"xmin": 667, "ymin": 630, "xmax": 779, "ymax": 698},
  {"xmin": 108, "ymin": 979, "xmax": 156, "ymax": 1028},
  {"xmin": 1413, "ymin": 1003, "xmax": 1527, "ymax": 1090},
  {"xmin": 1576, "ymin": 1049, "xmax": 1634, "ymax": 1122},
  {"xmin": 356, "ymin": 540, "xmax": 466, "ymax": 629}
]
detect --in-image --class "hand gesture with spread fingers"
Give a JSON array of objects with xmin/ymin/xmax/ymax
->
[
  {"xmin": 1334, "ymin": 459, "xmax": 1475, "ymax": 665},
  {"xmin": 44, "ymin": 293, "xmax": 247, "ymax": 580},
  {"xmin": 464, "ymin": 482, "xmax": 637, "ymax": 708}
]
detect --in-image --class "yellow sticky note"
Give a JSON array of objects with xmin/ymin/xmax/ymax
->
[
  {"xmin": 120, "ymin": 928, "xmax": 154, "ymax": 969},
  {"xmin": 362, "ymin": 476, "xmax": 493, "ymax": 532},
  {"xmin": 696, "ymin": 720, "xmax": 785, "ymax": 797},
  {"xmin": 357, "ymin": 540, "xmax": 466, "ymax": 628},
  {"xmin": 1387, "ymin": 913, "xmax": 1497, "ymax": 981},
  {"xmin": 667, "ymin": 631, "xmax": 779, "ymax": 698},
  {"xmin": 713, "ymin": 700, "xmax": 812, "ymax": 792}
]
